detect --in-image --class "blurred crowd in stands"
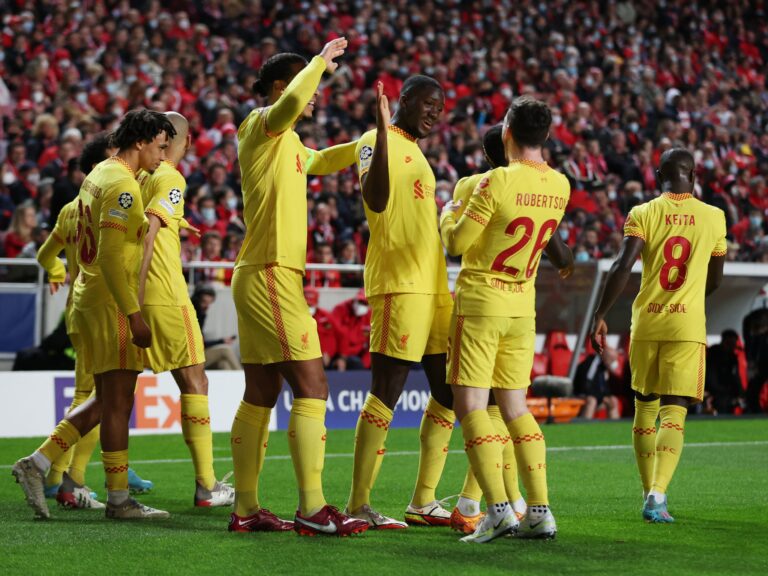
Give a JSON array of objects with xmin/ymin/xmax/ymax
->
[
  {"xmin": 1, "ymin": 1, "xmax": 767, "ymax": 413},
  {"xmin": 1, "ymin": 0, "xmax": 767, "ymax": 269}
]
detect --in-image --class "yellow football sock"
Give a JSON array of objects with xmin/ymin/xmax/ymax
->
[
  {"xmin": 348, "ymin": 393, "xmax": 392, "ymax": 513},
  {"xmin": 46, "ymin": 393, "xmax": 88, "ymax": 487},
  {"xmin": 68, "ymin": 425, "xmax": 99, "ymax": 486},
  {"xmin": 461, "ymin": 409, "xmax": 506, "ymax": 505},
  {"xmin": 102, "ymin": 449, "xmax": 129, "ymax": 491},
  {"xmin": 181, "ymin": 394, "xmax": 216, "ymax": 490},
  {"xmin": 39, "ymin": 419, "xmax": 80, "ymax": 467},
  {"xmin": 632, "ymin": 398, "xmax": 660, "ymax": 493},
  {"xmin": 412, "ymin": 396, "xmax": 455, "ymax": 506},
  {"xmin": 652, "ymin": 405, "xmax": 688, "ymax": 494},
  {"xmin": 488, "ymin": 405, "xmax": 521, "ymax": 502},
  {"xmin": 508, "ymin": 412, "xmax": 548, "ymax": 506},
  {"xmin": 230, "ymin": 401, "xmax": 271, "ymax": 516},
  {"xmin": 460, "ymin": 466, "xmax": 483, "ymax": 502},
  {"xmin": 288, "ymin": 398, "xmax": 328, "ymax": 516}
]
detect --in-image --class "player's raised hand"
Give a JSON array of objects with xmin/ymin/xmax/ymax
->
[
  {"xmin": 590, "ymin": 317, "xmax": 608, "ymax": 354},
  {"xmin": 319, "ymin": 37, "xmax": 347, "ymax": 73},
  {"xmin": 129, "ymin": 312, "xmax": 152, "ymax": 348},
  {"xmin": 440, "ymin": 199, "xmax": 462, "ymax": 218},
  {"xmin": 376, "ymin": 81, "xmax": 390, "ymax": 130}
]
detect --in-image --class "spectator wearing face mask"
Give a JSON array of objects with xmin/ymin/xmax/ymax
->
[
  {"xmin": 304, "ymin": 286, "xmax": 341, "ymax": 369},
  {"xmin": 331, "ymin": 289, "xmax": 371, "ymax": 371},
  {"xmin": 192, "ymin": 195, "xmax": 228, "ymax": 239}
]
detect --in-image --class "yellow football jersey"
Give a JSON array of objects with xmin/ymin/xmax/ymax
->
[
  {"xmin": 356, "ymin": 126, "xmax": 449, "ymax": 296},
  {"xmin": 236, "ymin": 108, "xmax": 311, "ymax": 272},
  {"xmin": 138, "ymin": 161, "xmax": 189, "ymax": 306},
  {"xmin": 624, "ymin": 193, "xmax": 727, "ymax": 343},
  {"xmin": 441, "ymin": 160, "xmax": 570, "ymax": 317},
  {"xmin": 72, "ymin": 158, "xmax": 146, "ymax": 315}
]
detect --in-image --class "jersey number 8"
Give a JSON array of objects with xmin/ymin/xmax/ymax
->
[{"xmin": 659, "ymin": 236, "xmax": 691, "ymax": 291}]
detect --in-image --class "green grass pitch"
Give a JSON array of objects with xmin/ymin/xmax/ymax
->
[{"xmin": 1, "ymin": 419, "xmax": 767, "ymax": 575}]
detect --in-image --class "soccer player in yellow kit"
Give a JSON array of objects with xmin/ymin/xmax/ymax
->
[
  {"xmin": 229, "ymin": 38, "xmax": 368, "ymax": 536},
  {"xmin": 590, "ymin": 148, "xmax": 726, "ymax": 523},
  {"xmin": 12, "ymin": 110, "xmax": 176, "ymax": 520},
  {"xmin": 35, "ymin": 135, "xmax": 154, "ymax": 508},
  {"xmin": 137, "ymin": 112, "xmax": 234, "ymax": 508},
  {"xmin": 440, "ymin": 97, "xmax": 573, "ymax": 543},
  {"xmin": 346, "ymin": 77, "xmax": 454, "ymax": 529},
  {"xmin": 447, "ymin": 124, "xmax": 528, "ymax": 534}
]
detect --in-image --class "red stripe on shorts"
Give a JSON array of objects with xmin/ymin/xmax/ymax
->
[
  {"xmin": 378, "ymin": 294, "xmax": 392, "ymax": 354},
  {"xmin": 181, "ymin": 305, "xmax": 199, "ymax": 365},
  {"xmin": 265, "ymin": 265, "xmax": 292, "ymax": 361},
  {"xmin": 117, "ymin": 311, "xmax": 128, "ymax": 369}
]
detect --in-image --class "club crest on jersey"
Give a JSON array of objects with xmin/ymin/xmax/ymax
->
[
  {"xmin": 118, "ymin": 192, "xmax": 134, "ymax": 209},
  {"xmin": 169, "ymin": 188, "xmax": 182, "ymax": 204}
]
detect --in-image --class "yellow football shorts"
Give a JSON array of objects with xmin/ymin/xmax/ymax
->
[
  {"xmin": 232, "ymin": 264, "xmax": 321, "ymax": 365},
  {"xmin": 368, "ymin": 293, "xmax": 453, "ymax": 362},
  {"xmin": 72, "ymin": 302, "xmax": 144, "ymax": 375},
  {"xmin": 629, "ymin": 339, "xmax": 706, "ymax": 402},
  {"xmin": 68, "ymin": 329, "xmax": 95, "ymax": 399},
  {"xmin": 447, "ymin": 314, "xmax": 536, "ymax": 389},
  {"xmin": 142, "ymin": 304, "xmax": 206, "ymax": 373}
]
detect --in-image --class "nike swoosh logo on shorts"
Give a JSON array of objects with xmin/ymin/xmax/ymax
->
[{"xmin": 296, "ymin": 517, "xmax": 337, "ymax": 533}]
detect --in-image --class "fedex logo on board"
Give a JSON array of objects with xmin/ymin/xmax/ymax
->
[{"xmin": 54, "ymin": 375, "xmax": 181, "ymax": 430}]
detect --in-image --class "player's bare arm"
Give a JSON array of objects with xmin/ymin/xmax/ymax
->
[
  {"xmin": 705, "ymin": 255, "xmax": 725, "ymax": 296},
  {"xmin": 590, "ymin": 235, "xmax": 645, "ymax": 353},
  {"xmin": 544, "ymin": 232, "xmax": 574, "ymax": 278},
  {"xmin": 361, "ymin": 81, "xmax": 391, "ymax": 213},
  {"xmin": 137, "ymin": 213, "xmax": 163, "ymax": 307}
]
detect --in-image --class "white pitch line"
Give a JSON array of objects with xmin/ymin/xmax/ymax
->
[{"xmin": 3, "ymin": 440, "xmax": 765, "ymax": 470}]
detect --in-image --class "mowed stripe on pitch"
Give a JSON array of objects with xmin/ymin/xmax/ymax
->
[{"xmin": 3, "ymin": 440, "xmax": 765, "ymax": 469}]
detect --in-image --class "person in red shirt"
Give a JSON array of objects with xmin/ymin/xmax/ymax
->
[
  {"xmin": 304, "ymin": 286, "xmax": 340, "ymax": 369},
  {"xmin": 331, "ymin": 288, "xmax": 371, "ymax": 370}
]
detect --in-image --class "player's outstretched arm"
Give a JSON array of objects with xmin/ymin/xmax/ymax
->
[
  {"xmin": 706, "ymin": 255, "xmax": 725, "ymax": 296},
  {"xmin": 361, "ymin": 81, "xmax": 391, "ymax": 213},
  {"xmin": 306, "ymin": 140, "xmax": 358, "ymax": 175},
  {"xmin": 265, "ymin": 38, "xmax": 347, "ymax": 136},
  {"xmin": 590, "ymin": 235, "xmax": 644, "ymax": 353},
  {"xmin": 138, "ymin": 214, "xmax": 163, "ymax": 307},
  {"xmin": 544, "ymin": 232, "xmax": 574, "ymax": 279}
]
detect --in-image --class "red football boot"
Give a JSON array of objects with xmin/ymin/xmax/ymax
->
[
  {"xmin": 294, "ymin": 505, "xmax": 369, "ymax": 537},
  {"xmin": 228, "ymin": 509, "xmax": 294, "ymax": 532}
]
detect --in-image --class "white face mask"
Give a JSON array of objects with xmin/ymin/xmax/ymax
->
[
  {"xmin": 226, "ymin": 197, "xmax": 238, "ymax": 210},
  {"xmin": 27, "ymin": 173, "xmax": 40, "ymax": 186},
  {"xmin": 353, "ymin": 303, "xmax": 369, "ymax": 317},
  {"xmin": 201, "ymin": 207, "xmax": 216, "ymax": 223},
  {"xmin": 308, "ymin": 306, "xmax": 317, "ymax": 316}
]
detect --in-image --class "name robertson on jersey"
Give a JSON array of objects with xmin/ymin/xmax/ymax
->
[
  {"xmin": 516, "ymin": 193, "xmax": 566, "ymax": 210},
  {"xmin": 665, "ymin": 214, "xmax": 695, "ymax": 225},
  {"xmin": 81, "ymin": 180, "xmax": 102, "ymax": 199}
]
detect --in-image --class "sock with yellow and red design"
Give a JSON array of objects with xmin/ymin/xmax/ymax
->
[
  {"xmin": 632, "ymin": 397, "xmax": 661, "ymax": 494},
  {"xmin": 102, "ymin": 449, "xmax": 129, "ymax": 504},
  {"xmin": 36, "ymin": 419, "xmax": 81, "ymax": 476},
  {"xmin": 288, "ymin": 398, "xmax": 328, "ymax": 516},
  {"xmin": 488, "ymin": 405, "xmax": 522, "ymax": 502},
  {"xmin": 651, "ymin": 404, "xmax": 688, "ymax": 494},
  {"xmin": 181, "ymin": 393, "xmax": 216, "ymax": 490},
  {"xmin": 347, "ymin": 393, "xmax": 392, "ymax": 513},
  {"xmin": 411, "ymin": 396, "xmax": 455, "ymax": 507},
  {"xmin": 507, "ymin": 412, "xmax": 548, "ymax": 506},
  {"xmin": 460, "ymin": 409, "xmax": 506, "ymax": 506},
  {"xmin": 231, "ymin": 401, "xmax": 271, "ymax": 516}
]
